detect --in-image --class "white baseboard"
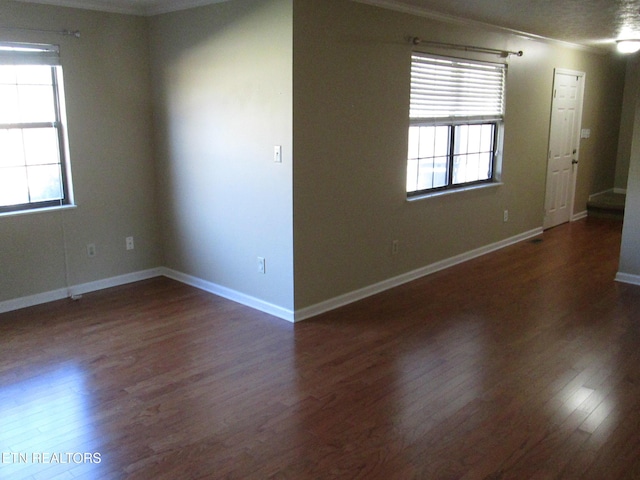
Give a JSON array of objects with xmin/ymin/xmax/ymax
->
[
  {"xmin": 68, "ymin": 268, "xmax": 164, "ymax": 297},
  {"xmin": 294, "ymin": 227, "xmax": 544, "ymax": 322},
  {"xmin": 588, "ymin": 188, "xmax": 627, "ymax": 200},
  {"xmin": 0, "ymin": 288, "xmax": 70, "ymax": 315},
  {"xmin": 589, "ymin": 189, "xmax": 614, "ymax": 200},
  {"xmin": 572, "ymin": 210, "xmax": 588, "ymax": 221},
  {"xmin": 161, "ymin": 268, "xmax": 296, "ymax": 322},
  {"xmin": 0, "ymin": 228, "xmax": 545, "ymax": 323},
  {"xmin": 0, "ymin": 268, "xmax": 163, "ymax": 315},
  {"xmin": 615, "ymin": 272, "xmax": 640, "ymax": 286}
]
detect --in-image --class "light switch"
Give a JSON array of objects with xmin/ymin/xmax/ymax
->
[{"xmin": 274, "ymin": 145, "xmax": 282, "ymax": 163}]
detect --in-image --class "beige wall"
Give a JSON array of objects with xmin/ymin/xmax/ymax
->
[
  {"xmin": 292, "ymin": 0, "xmax": 626, "ymax": 309},
  {"xmin": 0, "ymin": 2, "xmax": 160, "ymax": 302},
  {"xmin": 615, "ymin": 56, "xmax": 640, "ymax": 192},
  {"xmin": 148, "ymin": 0, "xmax": 295, "ymax": 311},
  {"xmin": 619, "ymin": 61, "xmax": 640, "ymax": 278},
  {"xmin": 0, "ymin": 0, "xmax": 629, "ymax": 319}
]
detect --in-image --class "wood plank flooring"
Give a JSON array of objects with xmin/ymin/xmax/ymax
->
[{"xmin": 1, "ymin": 218, "xmax": 640, "ymax": 479}]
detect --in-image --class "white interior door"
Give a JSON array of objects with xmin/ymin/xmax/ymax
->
[{"xmin": 544, "ymin": 69, "xmax": 585, "ymax": 230}]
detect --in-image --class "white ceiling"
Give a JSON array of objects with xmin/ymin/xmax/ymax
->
[{"xmin": 12, "ymin": 0, "xmax": 640, "ymax": 52}]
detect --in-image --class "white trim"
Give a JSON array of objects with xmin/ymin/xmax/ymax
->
[
  {"xmin": 0, "ymin": 287, "xmax": 70, "ymax": 315},
  {"xmin": 161, "ymin": 268, "xmax": 295, "ymax": 322},
  {"xmin": 615, "ymin": 272, "xmax": 640, "ymax": 286},
  {"xmin": 589, "ymin": 189, "xmax": 614, "ymax": 200},
  {"xmin": 0, "ymin": 268, "xmax": 162, "ymax": 315},
  {"xmin": 294, "ymin": 227, "xmax": 543, "ymax": 322},
  {"xmin": 143, "ymin": 0, "xmax": 229, "ymax": 15},
  {"xmin": 10, "ymin": 0, "xmax": 231, "ymax": 16},
  {"xmin": 544, "ymin": 69, "xmax": 586, "ymax": 230},
  {"xmin": 68, "ymin": 268, "xmax": 163, "ymax": 297},
  {"xmin": 9, "ymin": 0, "xmax": 143, "ymax": 15},
  {"xmin": 0, "ymin": 228, "xmax": 544, "ymax": 322},
  {"xmin": 408, "ymin": 182, "xmax": 503, "ymax": 202},
  {"xmin": 0, "ymin": 204, "xmax": 77, "ymax": 219},
  {"xmin": 614, "ymin": 188, "xmax": 628, "ymax": 195},
  {"xmin": 572, "ymin": 210, "xmax": 588, "ymax": 221}
]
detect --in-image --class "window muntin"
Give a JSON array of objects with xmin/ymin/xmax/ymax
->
[
  {"xmin": 407, "ymin": 53, "xmax": 506, "ymax": 196},
  {"xmin": 0, "ymin": 43, "xmax": 72, "ymax": 214}
]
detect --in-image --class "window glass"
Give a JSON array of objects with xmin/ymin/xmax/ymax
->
[
  {"xmin": 407, "ymin": 53, "xmax": 505, "ymax": 196},
  {"xmin": 0, "ymin": 43, "xmax": 72, "ymax": 213}
]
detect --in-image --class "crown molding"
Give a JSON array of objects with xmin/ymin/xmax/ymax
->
[
  {"xmin": 11, "ymin": 0, "xmax": 145, "ymax": 15},
  {"xmin": 351, "ymin": 0, "xmax": 607, "ymax": 55},
  {"xmin": 10, "ymin": 0, "xmax": 229, "ymax": 16},
  {"xmin": 142, "ymin": 0, "xmax": 229, "ymax": 16}
]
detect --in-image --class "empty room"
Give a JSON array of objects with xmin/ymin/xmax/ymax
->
[{"xmin": 2, "ymin": 0, "xmax": 640, "ymax": 478}]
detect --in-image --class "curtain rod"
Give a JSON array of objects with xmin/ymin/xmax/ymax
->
[
  {"xmin": 410, "ymin": 36, "xmax": 522, "ymax": 58},
  {"xmin": 0, "ymin": 26, "xmax": 80, "ymax": 38}
]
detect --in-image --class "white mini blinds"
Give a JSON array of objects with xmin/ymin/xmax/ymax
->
[
  {"xmin": 409, "ymin": 54, "xmax": 506, "ymax": 121},
  {"xmin": 406, "ymin": 53, "xmax": 506, "ymax": 196}
]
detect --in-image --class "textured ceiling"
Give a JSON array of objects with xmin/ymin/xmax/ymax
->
[
  {"xmin": 11, "ymin": 0, "xmax": 640, "ymax": 52},
  {"xmin": 379, "ymin": 0, "xmax": 640, "ymax": 50}
]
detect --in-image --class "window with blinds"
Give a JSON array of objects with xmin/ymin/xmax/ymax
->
[
  {"xmin": 0, "ymin": 42, "xmax": 73, "ymax": 214},
  {"xmin": 406, "ymin": 53, "xmax": 506, "ymax": 196}
]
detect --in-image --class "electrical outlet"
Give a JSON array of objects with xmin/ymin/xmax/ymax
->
[
  {"xmin": 126, "ymin": 236, "xmax": 134, "ymax": 250},
  {"xmin": 503, "ymin": 210, "xmax": 509, "ymax": 222},
  {"xmin": 87, "ymin": 243, "xmax": 96, "ymax": 257},
  {"xmin": 392, "ymin": 240, "xmax": 399, "ymax": 255},
  {"xmin": 258, "ymin": 257, "xmax": 266, "ymax": 274}
]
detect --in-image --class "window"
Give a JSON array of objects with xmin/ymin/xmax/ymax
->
[
  {"xmin": 0, "ymin": 42, "xmax": 73, "ymax": 214},
  {"xmin": 406, "ymin": 53, "xmax": 506, "ymax": 196}
]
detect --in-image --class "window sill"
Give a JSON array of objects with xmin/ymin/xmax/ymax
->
[
  {"xmin": 407, "ymin": 182, "xmax": 504, "ymax": 202},
  {"xmin": 0, "ymin": 204, "xmax": 77, "ymax": 219}
]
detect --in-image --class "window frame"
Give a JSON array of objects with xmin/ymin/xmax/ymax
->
[
  {"xmin": 0, "ymin": 42, "xmax": 74, "ymax": 215},
  {"xmin": 406, "ymin": 52, "xmax": 506, "ymax": 198}
]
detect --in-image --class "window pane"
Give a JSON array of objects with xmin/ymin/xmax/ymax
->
[
  {"xmin": 431, "ymin": 156, "xmax": 448, "ymax": 188},
  {"xmin": 408, "ymin": 126, "xmax": 420, "ymax": 160},
  {"xmin": 27, "ymin": 164, "xmax": 62, "ymax": 202},
  {"xmin": 415, "ymin": 155, "xmax": 448, "ymax": 190},
  {"xmin": 0, "ymin": 166, "xmax": 29, "ymax": 206},
  {"xmin": 455, "ymin": 125, "xmax": 470, "ymax": 155},
  {"xmin": 418, "ymin": 126, "xmax": 436, "ymax": 159},
  {"xmin": 478, "ymin": 151, "xmax": 492, "ymax": 179},
  {"xmin": 23, "ymin": 128, "xmax": 60, "ymax": 166},
  {"xmin": 0, "ymin": 129, "xmax": 25, "ymax": 167},
  {"xmin": 453, "ymin": 154, "xmax": 477, "ymax": 184},
  {"xmin": 18, "ymin": 85, "xmax": 56, "ymax": 122},
  {"xmin": 407, "ymin": 158, "xmax": 419, "ymax": 191},
  {"xmin": 0, "ymin": 84, "xmax": 20, "ymax": 123},
  {"xmin": 15, "ymin": 65, "xmax": 53, "ymax": 86},
  {"xmin": 0, "ymin": 65, "xmax": 17, "ymax": 84},
  {"xmin": 407, "ymin": 125, "xmax": 451, "ymax": 193},
  {"xmin": 480, "ymin": 124, "xmax": 494, "ymax": 152},
  {"xmin": 468, "ymin": 125, "xmax": 482, "ymax": 153},
  {"xmin": 452, "ymin": 124, "xmax": 494, "ymax": 185},
  {"xmin": 433, "ymin": 126, "xmax": 449, "ymax": 157}
]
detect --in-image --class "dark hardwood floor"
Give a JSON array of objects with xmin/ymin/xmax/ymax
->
[{"xmin": 1, "ymin": 218, "xmax": 640, "ymax": 479}]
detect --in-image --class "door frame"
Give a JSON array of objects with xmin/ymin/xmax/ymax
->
[{"xmin": 543, "ymin": 68, "xmax": 585, "ymax": 230}]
